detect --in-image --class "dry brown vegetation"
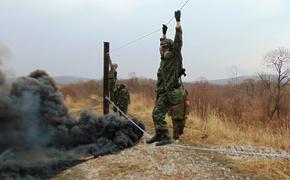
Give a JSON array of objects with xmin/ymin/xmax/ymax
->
[
  {"xmin": 60, "ymin": 76, "xmax": 290, "ymax": 179},
  {"xmin": 188, "ymin": 80, "xmax": 290, "ymax": 133}
]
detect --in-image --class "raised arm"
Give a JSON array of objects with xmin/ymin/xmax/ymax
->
[
  {"xmin": 106, "ymin": 53, "xmax": 113, "ymax": 69},
  {"xmin": 174, "ymin": 10, "xmax": 182, "ymax": 52},
  {"xmin": 162, "ymin": 24, "xmax": 167, "ymax": 39}
]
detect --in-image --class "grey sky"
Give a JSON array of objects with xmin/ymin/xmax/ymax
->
[{"xmin": 1, "ymin": 0, "xmax": 290, "ymax": 81}]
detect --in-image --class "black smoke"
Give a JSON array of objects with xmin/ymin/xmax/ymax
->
[{"xmin": 0, "ymin": 70, "xmax": 145, "ymax": 179}]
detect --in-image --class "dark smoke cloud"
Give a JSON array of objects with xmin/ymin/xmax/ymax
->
[
  {"xmin": 0, "ymin": 70, "xmax": 73, "ymax": 151},
  {"xmin": 59, "ymin": 111, "xmax": 144, "ymax": 151},
  {"xmin": 0, "ymin": 70, "xmax": 145, "ymax": 179}
]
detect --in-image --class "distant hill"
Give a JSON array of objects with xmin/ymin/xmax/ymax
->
[
  {"xmin": 52, "ymin": 75, "xmax": 278, "ymax": 85},
  {"xmin": 53, "ymin": 76, "xmax": 92, "ymax": 85},
  {"xmin": 207, "ymin": 75, "xmax": 279, "ymax": 85},
  {"xmin": 208, "ymin": 76, "xmax": 260, "ymax": 85}
]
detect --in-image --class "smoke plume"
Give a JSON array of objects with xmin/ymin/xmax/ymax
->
[{"xmin": 0, "ymin": 70, "xmax": 145, "ymax": 179}]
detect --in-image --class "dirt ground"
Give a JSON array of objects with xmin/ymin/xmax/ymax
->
[{"xmin": 54, "ymin": 139, "xmax": 267, "ymax": 180}]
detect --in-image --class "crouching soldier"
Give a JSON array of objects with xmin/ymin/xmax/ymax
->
[{"xmin": 113, "ymin": 83, "xmax": 130, "ymax": 116}]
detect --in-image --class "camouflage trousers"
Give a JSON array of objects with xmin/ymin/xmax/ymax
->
[
  {"xmin": 109, "ymin": 81, "xmax": 116, "ymax": 100},
  {"xmin": 152, "ymin": 93, "xmax": 172, "ymax": 130},
  {"xmin": 113, "ymin": 103, "xmax": 128, "ymax": 116},
  {"xmin": 172, "ymin": 118, "xmax": 186, "ymax": 139}
]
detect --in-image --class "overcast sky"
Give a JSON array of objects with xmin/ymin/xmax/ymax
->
[{"xmin": 1, "ymin": 0, "xmax": 290, "ymax": 81}]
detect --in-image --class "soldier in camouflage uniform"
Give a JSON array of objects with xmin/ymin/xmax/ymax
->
[
  {"xmin": 168, "ymin": 88, "xmax": 189, "ymax": 140},
  {"xmin": 107, "ymin": 53, "xmax": 118, "ymax": 101},
  {"xmin": 146, "ymin": 10, "xmax": 183, "ymax": 146},
  {"xmin": 113, "ymin": 83, "xmax": 130, "ymax": 116}
]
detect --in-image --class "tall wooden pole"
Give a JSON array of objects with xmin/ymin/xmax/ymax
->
[{"xmin": 103, "ymin": 42, "xmax": 110, "ymax": 115}]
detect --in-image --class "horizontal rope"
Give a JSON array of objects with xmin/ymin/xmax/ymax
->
[
  {"xmin": 110, "ymin": 0, "xmax": 191, "ymax": 53},
  {"xmin": 170, "ymin": 144, "xmax": 290, "ymax": 159},
  {"xmin": 105, "ymin": 96, "xmax": 151, "ymax": 138}
]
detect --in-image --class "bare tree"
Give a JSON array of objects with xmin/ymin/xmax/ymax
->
[
  {"xmin": 260, "ymin": 47, "xmax": 290, "ymax": 119},
  {"xmin": 227, "ymin": 66, "xmax": 243, "ymax": 120}
]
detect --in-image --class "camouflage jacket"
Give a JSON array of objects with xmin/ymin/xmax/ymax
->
[
  {"xmin": 109, "ymin": 68, "xmax": 117, "ymax": 81},
  {"xmin": 109, "ymin": 68, "xmax": 117, "ymax": 89},
  {"xmin": 156, "ymin": 27, "xmax": 183, "ymax": 95}
]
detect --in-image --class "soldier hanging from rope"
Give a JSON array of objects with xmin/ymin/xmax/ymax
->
[
  {"xmin": 147, "ymin": 10, "xmax": 188, "ymax": 146},
  {"xmin": 106, "ymin": 53, "xmax": 118, "ymax": 102}
]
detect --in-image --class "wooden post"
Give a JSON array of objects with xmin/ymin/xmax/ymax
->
[{"xmin": 103, "ymin": 42, "xmax": 110, "ymax": 115}]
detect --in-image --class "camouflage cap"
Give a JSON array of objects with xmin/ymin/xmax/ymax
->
[{"xmin": 160, "ymin": 38, "xmax": 174, "ymax": 47}]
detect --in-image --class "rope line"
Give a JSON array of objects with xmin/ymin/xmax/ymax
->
[
  {"xmin": 110, "ymin": 0, "xmax": 191, "ymax": 53},
  {"xmin": 171, "ymin": 144, "xmax": 290, "ymax": 160},
  {"xmin": 110, "ymin": 28, "xmax": 161, "ymax": 53},
  {"xmin": 165, "ymin": 0, "xmax": 191, "ymax": 25},
  {"xmin": 105, "ymin": 96, "xmax": 151, "ymax": 138},
  {"xmin": 180, "ymin": 0, "xmax": 191, "ymax": 11}
]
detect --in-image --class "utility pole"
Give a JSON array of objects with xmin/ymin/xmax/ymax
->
[{"xmin": 103, "ymin": 42, "xmax": 110, "ymax": 115}]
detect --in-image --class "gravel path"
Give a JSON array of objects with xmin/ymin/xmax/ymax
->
[{"xmin": 54, "ymin": 141, "xmax": 265, "ymax": 180}]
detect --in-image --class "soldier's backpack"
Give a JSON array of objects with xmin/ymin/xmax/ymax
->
[
  {"xmin": 168, "ymin": 87, "xmax": 190, "ymax": 119},
  {"xmin": 168, "ymin": 86, "xmax": 187, "ymax": 105}
]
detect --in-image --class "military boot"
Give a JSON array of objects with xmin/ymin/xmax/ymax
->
[
  {"xmin": 156, "ymin": 129, "xmax": 172, "ymax": 146},
  {"xmin": 179, "ymin": 119, "xmax": 185, "ymax": 135},
  {"xmin": 172, "ymin": 119, "xmax": 180, "ymax": 140},
  {"xmin": 146, "ymin": 130, "xmax": 162, "ymax": 144},
  {"xmin": 173, "ymin": 128, "xmax": 180, "ymax": 140}
]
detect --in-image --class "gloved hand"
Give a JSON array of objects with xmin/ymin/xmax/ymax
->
[
  {"xmin": 175, "ymin": 10, "xmax": 181, "ymax": 22},
  {"xmin": 162, "ymin": 24, "xmax": 168, "ymax": 34},
  {"xmin": 179, "ymin": 68, "xmax": 186, "ymax": 77}
]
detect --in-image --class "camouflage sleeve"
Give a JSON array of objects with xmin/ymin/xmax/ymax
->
[
  {"xmin": 174, "ymin": 27, "xmax": 183, "ymax": 79},
  {"xmin": 108, "ymin": 55, "xmax": 113, "ymax": 68},
  {"xmin": 174, "ymin": 27, "xmax": 182, "ymax": 53},
  {"xmin": 156, "ymin": 68, "xmax": 163, "ymax": 89},
  {"xmin": 157, "ymin": 69, "xmax": 161, "ymax": 80}
]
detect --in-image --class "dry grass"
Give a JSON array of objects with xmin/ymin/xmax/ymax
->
[
  {"xmin": 65, "ymin": 95, "xmax": 103, "ymax": 116},
  {"xmin": 65, "ymin": 93, "xmax": 290, "ymax": 179},
  {"xmin": 184, "ymin": 114, "xmax": 290, "ymax": 150}
]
